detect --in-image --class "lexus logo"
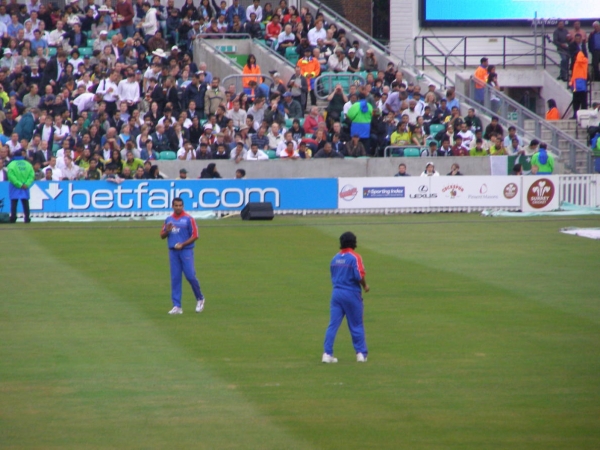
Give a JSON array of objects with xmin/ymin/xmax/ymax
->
[{"xmin": 418, "ymin": 185, "xmax": 428, "ymax": 192}]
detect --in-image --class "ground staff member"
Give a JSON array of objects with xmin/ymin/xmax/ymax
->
[
  {"xmin": 322, "ymin": 232, "xmax": 370, "ymax": 363},
  {"xmin": 7, "ymin": 149, "xmax": 34, "ymax": 223},
  {"xmin": 160, "ymin": 197, "xmax": 205, "ymax": 315}
]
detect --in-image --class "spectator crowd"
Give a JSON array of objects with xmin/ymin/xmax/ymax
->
[{"xmin": 0, "ymin": 0, "xmax": 563, "ymax": 182}]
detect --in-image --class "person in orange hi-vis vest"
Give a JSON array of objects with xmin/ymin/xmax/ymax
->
[
  {"xmin": 242, "ymin": 54, "xmax": 262, "ymax": 92},
  {"xmin": 473, "ymin": 57, "xmax": 489, "ymax": 105},
  {"xmin": 297, "ymin": 47, "xmax": 321, "ymax": 107},
  {"xmin": 545, "ymin": 99, "xmax": 560, "ymax": 120},
  {"xmin": 570, "ymin": 51, "xmax": 589, "ymax": 118}
]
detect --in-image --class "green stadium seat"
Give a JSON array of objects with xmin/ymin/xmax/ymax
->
[
  {"xmin": 285, "ymin": 47, "xmax": 299, "ymax": 64},
  {"xmin": 285, "ymin": 118, "xmax": 293, "ymax": 129},
  {"xmin": 298, "ymin": 118, "xmax": 305, "ymax": 127},
  {"xmin": 429, "ymin": 124, "xmax": 445, "ymax": 135},
  {"xmin": 107, "ymin": 30, "xmax": 119, "ymax": 39},
  {"xmin": 49, "ymin": 47, "xmax": 57, "ymax": 57},
  {"xmin": 403, "ymin": 148, "xmax": 421, "ymax": 157},
  {"xmin": 265, "ymin": 150, "xmax": 276, "ymax": 159},
  {"xmin": 52, "ymin": 143, "xmax": 60, "ymax": 155},
  {"xmin": 78, "ymin": 47, "xmax": 93, "ymax": 57},
  {"xmin": 159, "ymin": 151, "xmax": 177, "ymax": 160}
]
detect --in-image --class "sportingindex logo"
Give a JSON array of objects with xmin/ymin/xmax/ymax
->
[{"xmin": 363, "ymin": 187, "xmax": 405, "ymax": 198}]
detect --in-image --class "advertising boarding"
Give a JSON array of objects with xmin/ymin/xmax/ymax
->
[
  {"xmin": 521, "ymin": 176, "xmax": 560, "ymax": 212},
  {"xmin": 0, "ymin": 178, "xmax": 338, "ymax": 214},
  {"xmin": 338, "ymin": 177, "xmax": 521, "ymax": 209},
  {"xmin": 429, "ymin": 176, "xmax": 521, "ymax": 208}
]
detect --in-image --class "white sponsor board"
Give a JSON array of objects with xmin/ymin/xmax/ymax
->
[
  {"xmin": 429, "ymin": 176, "xmax": 521, "ymax": 208},
  {"xmin": 338, "ymin": 176, "xmax": 521, "ymax": 209},
  {"xmin": 521, "ymin": 176, "xmax": 561, "ymax": 212},
  {"xmin": 338, "ymin": 178, "xmax": 430, "ymax": 209}
]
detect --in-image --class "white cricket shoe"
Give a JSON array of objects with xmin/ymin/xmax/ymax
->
[
  {"xmin": 196, "ymin": 299, "xmax": 205, "ymax": 313},
  {"xmin": 322, "ymin": 353, "xmax": 338, "ymax": 363},
  {"xmin": 168, "ymin": 307, "xmax": 183, "ymax": 315},
  {"xmin": 356, "ymin": 353, "xmax": 367, "ymax": 362}
]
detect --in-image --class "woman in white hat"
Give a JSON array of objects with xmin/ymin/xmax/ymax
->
[{"xmin": 420, "ymin": 161, "xmax": 439, "ymax": 177}]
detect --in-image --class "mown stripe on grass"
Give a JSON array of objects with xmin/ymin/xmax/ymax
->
[{"xmin": 0, "ymin": 231, "xmax": 312, "ymax": 450}]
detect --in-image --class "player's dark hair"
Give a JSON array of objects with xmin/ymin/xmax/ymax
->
[
  {"xmin": 172, "ymin": 197, "xmax": 184, "ymax": 205},
  {"xmin": 339, "ymin": 232, "xmax": 357, "ymax": 250}
]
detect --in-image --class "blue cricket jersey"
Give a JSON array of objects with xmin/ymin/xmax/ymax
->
[
  {"xmin": 162, "ymin": 212, "xmax": 198, "ymax": 249},
  {"xmin": 330, "ymin": 249, "xmax": 365, "ymax": 293}
]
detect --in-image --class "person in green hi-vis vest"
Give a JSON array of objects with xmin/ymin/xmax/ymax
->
[
  {"xmin": 7, "ymin": 149, "xmax": 35, "ymax": 223},
  {"xmin": 531, "ymin": 143, "xmax": 555, "ymax": 175}
]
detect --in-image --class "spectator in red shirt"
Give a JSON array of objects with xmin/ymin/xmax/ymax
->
[
  {"xmin": 303, "ymin": 106, "xmax": 325, "ymax": 135},
  {"xmin": 265, "ymin": 14, "xmax": 282, "ymax": 48},
  {"xmin": 451, "ymin": 135, "xmax": 469, "ymax": 156}
]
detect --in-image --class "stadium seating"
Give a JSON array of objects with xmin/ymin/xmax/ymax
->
[
  {"xmin": 49, "ymin": 47, "xmax": 57, "ymax": 57},
  {"xmin": 159, "ymin": 151, "xmax": 177, "ymax": 160},
  {"xmin": 403, "ymin": 148, "xmax": 422, "ymax": 157},
  {"xmin": 52, "ymin": 143, "xmax": 60, "ymax": 155},
  {"xmin": 429, "ymin": 124, "xmax": 445, "ymax": 135},
  {"xmin": 78, "ymin": 47, "xmax": 93, "ymax": 57},
  {"xmin": 285, "ymin": 47, "xmax": 298, "ymax": 64},
  {"xmin": 265, "ymin": 150, "xmax": 277, "ymax": 159}
]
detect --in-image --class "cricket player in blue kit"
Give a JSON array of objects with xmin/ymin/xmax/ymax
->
[
  {"xmin": 160, "ymin": 198, "xmax": 205, "ymax": 315},
  {"xmin": 322, "ymin": 232, "xmax": 370, "ymax": 363}
]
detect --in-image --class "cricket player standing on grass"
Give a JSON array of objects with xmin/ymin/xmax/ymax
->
[
  {"xmin": 160, "ymin": 198, "xmax": 205, "ymax": 315},
  {"xmin": 322, "ymin": 232, "xmax": 370, "ymax": 364}
]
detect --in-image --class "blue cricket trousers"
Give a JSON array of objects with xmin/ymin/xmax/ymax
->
[
  {"xmin": 324, "ymin": 288, "xmax": 367, "ymax": 356},
  {"xmin": 169, "ymin": 248, "xmax": 203, "ymax": 308}
]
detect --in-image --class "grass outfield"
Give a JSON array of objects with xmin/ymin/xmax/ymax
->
[{"xmin": 1, "ymin": 214, "xmax": 600, "ymax": 449}]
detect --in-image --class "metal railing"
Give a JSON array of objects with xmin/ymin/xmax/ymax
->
[
  {"xmin": 468, "ymin": 77, "xmax": 591, "ymax": 172},
  {"xmin": 383, "ymin": 146, "xmax": 429, "ymax": 158},
  {"xmin": 222, "ymin": 73, "xmax": 275, "ymax": 95},
  {"xmin": 252, "ymin": 38, "xmax": 295, "ymax": 68},
  {"xmin": 414, "ymin": 35, "xmax": 560, "ymax": 79},
  {"xmin": 303, "ymin": 0, "xmax": 410, "ymax": 68},
  {"xmin": 313, "ymin": 73, "xmax": 367, "ymax": 99}
]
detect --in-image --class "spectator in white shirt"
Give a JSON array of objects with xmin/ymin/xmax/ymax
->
[
  {"xmin": 137, "ymin": 2, "xmax": 158, "ymax": 37},
  {"xmin": 267, "ymin": 123, "xmax": 284, "ymax": 149},
  {"xmin": 226, "ymin": 100, "xmax": 247, "ymax": 128},
  {"xmin": 307, "ymin": 20, "xmax": 326, "ymax": 47},
  {"xmin": 245, "ymin": 143, "xmax": 269, "ymax": 160},
  {"xmin": 245, "ymin": 0, "xmax": 262, "ymax": 22},
  {"xmin": 73, "ymin": 91, "xmax": 102, "ymax": 114},
  {"xmin": 275, "ymin": 131, "xmax": 298, "ymax": 156},
  {"xmin": 53, "ymin": 116, "xmax": 70, "ymax": 142},
  {"xmin": 177, "ymin": 142, "xmax": 196, "ymax": 160},
  {"xmin": 401, "ymin": 99, "xmax": 421, "ymax": 125},
  {"xmin": 42, "ymin": 156, "xmax": 63, "ymax": 180},
  {"xmin": 62, "ymin": 155, "xmax": 82, "ymax": 180},
  {"xmin": 117, "ymin": 69, "xmax": 141, "ymax": 111},
  {"xmin": 456, "ymin": 122, "xmax": 475, "ymax": 148},
  {"xmin": 7, "ymin": 133, "xmax": 22, "ymax": 154}
]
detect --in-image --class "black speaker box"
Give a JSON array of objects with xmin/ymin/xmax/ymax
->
[{"xmin": 241, "ymin": 202, "xmax": 274, "ymax": 220}]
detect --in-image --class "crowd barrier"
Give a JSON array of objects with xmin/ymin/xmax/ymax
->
[{"xmin": 0, "ymin": 176, "xmax": 598, "ymax": 217}]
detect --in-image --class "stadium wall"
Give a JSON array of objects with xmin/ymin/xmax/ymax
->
[{"xmin": 155, "ymin": 157, "xmax": 565, "ymax": 180}]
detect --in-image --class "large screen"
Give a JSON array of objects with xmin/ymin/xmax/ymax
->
[{"xmin": 421, "ymin": 0, "xmax": 600, "ymax": 27}]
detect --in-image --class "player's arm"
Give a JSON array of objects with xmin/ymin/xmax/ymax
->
[
  {"xmin": 360, "ymin": 277, "xmax": 370, "ymax": 293},
  {"xmin": 160, "ymin": 222, "xmax": 173, "ymax": 239},
  {"xmin": 355, "ymin": 255, "xmax": 369, "ymax": 293}
]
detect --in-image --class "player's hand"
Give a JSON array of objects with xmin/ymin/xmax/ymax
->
[
  {"xmin": 364, "ymin": 284, "xmax": 370, "ymax": 293},
  {"xmin": 166, "ymin": 223, "xmax": 174, "ymax": 232},
  {"xmin": 174, "ymin": 243, "xmax": 181, "ymax": 250}
]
